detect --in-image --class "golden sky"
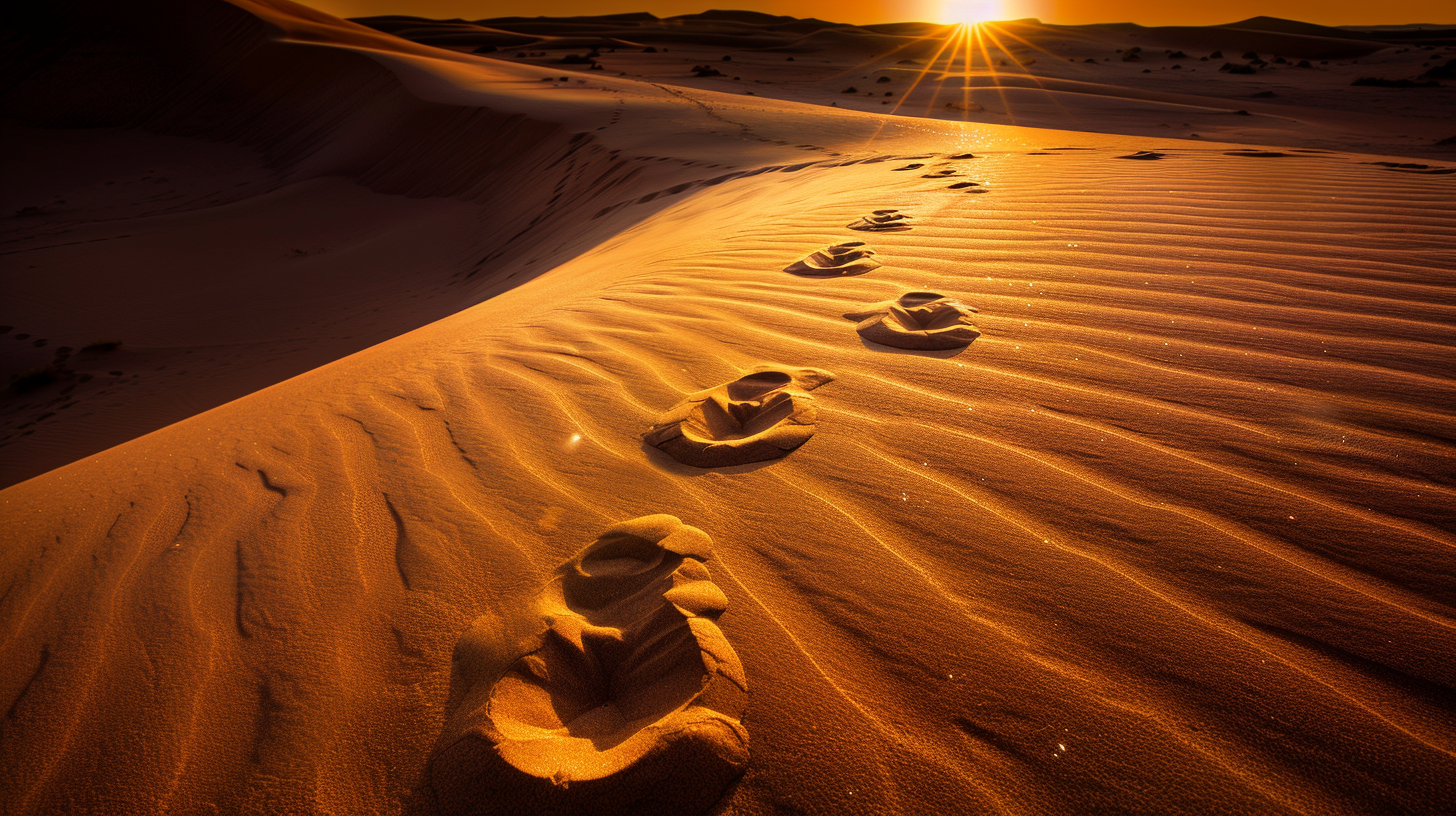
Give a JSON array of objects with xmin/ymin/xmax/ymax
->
[{"xmin": 308, "ymin": 0, "xmax": 1454, "ymax": 26}]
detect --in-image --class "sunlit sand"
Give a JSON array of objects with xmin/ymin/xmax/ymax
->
[{"xmin": 2, "ymin": 1, "xmax": 1454, "ymax": 814}]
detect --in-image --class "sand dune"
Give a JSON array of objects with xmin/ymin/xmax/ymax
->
[
  {"xmin": 361, "ymin": 11, "xmax": 1456, "ymax": 160},
  {"xmin": 0, "ymin": 0, "xmax": 884, "ymax": 486},
  {"xmin": 2, "ymin": 1, "xmax": 1455, "ymax": 815}
]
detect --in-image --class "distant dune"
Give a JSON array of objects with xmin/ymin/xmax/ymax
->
[
  {"xmin": 2, "ymin": 1, "xmax": 1454, "ymax": 815},
  {"xmin": 355, "ymin": 9, "xmax": 1456, "ymax": 160}
]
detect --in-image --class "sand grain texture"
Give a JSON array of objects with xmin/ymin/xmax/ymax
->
[{"xmin": 2, "ymin": 2, "xmax": 1455, "ymax": 815}]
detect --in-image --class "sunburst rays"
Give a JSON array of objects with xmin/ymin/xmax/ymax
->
[{"xmin": 856, "ymin": 18, "xmax": 1091, "ymax": 147}]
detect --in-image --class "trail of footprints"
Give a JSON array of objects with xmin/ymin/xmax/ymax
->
[
  {"xmin": 436, "ymin": 152, "xmax": 985, "ymax": 815},
  {"xmin": 656, "ymin": 151, "xmax": 986, "ymax": 467},
  {"xmin": 439, "ymin": 145, "xmax": 1449, "ymax": 812}
]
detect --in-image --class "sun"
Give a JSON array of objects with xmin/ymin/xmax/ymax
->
[{"xmin": 938, "ymin": 0, "xmax": 1005, "ymax": 25}]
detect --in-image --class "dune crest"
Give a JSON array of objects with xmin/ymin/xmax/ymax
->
[
  {"xmin": 846, "ymin": 292, "xmax": 981, "ymax": 350},
  {"xmin": 644, "ymin": 369, "xmax": 833, "ymax": 467},
  {"xmin": 430, "ymin": 515, "xmax": 748, "ymax": 815}
]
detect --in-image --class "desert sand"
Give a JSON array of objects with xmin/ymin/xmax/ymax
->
[{"xmin": 2, "ymin": 1, "xmax": 1455, "ymax": 814}]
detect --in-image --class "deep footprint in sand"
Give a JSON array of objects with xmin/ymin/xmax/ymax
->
[
  {"xmin": 921, "ymin": 168, "xmax": 957, "ymax": 178},
  {"xmin": 784, "ymin": 242, "xmax": 880, "ymax": 276},
  {"xmin": 847, "ymin": 209, "xmax": 913, "ymax": 232},
  {"xmin": 644, "ymin": 368, "xmax": 833, "ymax": 468},
  {"xmin": 891, "ymin": 162, "xmax": 925, "ymax": 171},
  {"xmin": 1116, "ymin": 151, "xmax": 1165, "ymax": 160},
  {"xmin": 429, "ymin": 515, "xmax": 749, "ymax": 816},
  {"xmin": 948, "ymin": 181, "xmax": 986, "ymax": 192},
  {"xmin": 845, "ymin": 292, "xmax": 981, "ymax": 350}
]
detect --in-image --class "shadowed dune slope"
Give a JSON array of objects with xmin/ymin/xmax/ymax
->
[
  {"xmin": 0, "ymin": 0, "xmax": 798, "ymax": 486},
  {"xmin": 2, "ymin": 2, "xmax": 1456, "ymax": 815}
]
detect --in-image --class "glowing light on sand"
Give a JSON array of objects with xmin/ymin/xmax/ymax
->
[{"xmin": 939, "ymin": 0, "xmax": 1006, "ymax": 24}]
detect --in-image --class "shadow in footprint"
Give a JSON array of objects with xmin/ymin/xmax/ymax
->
[
  {"xmin": 428, "ymin": 516, "xmax": 748, "ymax": 816},
  {"xmin": 644, "ymin": 368, "xmax": 833, "ymax": 468},
  {"xmin": 1116, "ymin": 151, "xmax": 1165, "ymax": 160},
  {"xmin": 784, "ymin": 242, "xmax": 880, "ymax": 277},
  {"xmin": 947, "ymin": 181, "xmax": 983, "ymax": 191},
  {"xmin": 1365, "ymin": 161, "xmax": 1454, "ymax": 174},
  {"xmin": 921, "ymin": 169, "xmax": 958, "ymax": 178},
  {"xmin": 948, "ymin": 152, "xmax": 978, "ymax": 159},
  {"xmin": 848, "ymin": 210, "xmax": 912, "ymax": 232},
  {"xmin": 891, "ymin": 162, "xmax": 925, "ymax": 171},
  {"xmin": 845, "ymin": 292, "xmax": 980, "ymax": 351}
]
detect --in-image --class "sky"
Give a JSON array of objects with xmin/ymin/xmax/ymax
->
[{"xmin": 307, "ymin": 0, "xmax": 1454, "ymax": 26}]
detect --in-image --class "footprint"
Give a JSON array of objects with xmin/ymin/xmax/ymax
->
[
  {"xmin": 1365, "ymin": 161, "xmax": 1454, "ymax": 174},
  {"xmin": 891, "ymin": 162, "xmax": 925, "ymax": 171},
  {"xmin": 1116, "ymin": 151, "xmax": 1165, "ymax": 160},
  {"xmin": 429, "ymin": 515, "xmax": 749, "ymax": 816},
  {"xmin": 921, "ymin": 168, "xmax": 957, "ymax": 178},
  {"xmin": 948, "ymin": 152, "xmax": 978, "ymax": 159},
  {"xmin": 845, "ymin": 292, "xmax": 981, "ymax": 350},
  {"xmin": 783, "ymin": 242, "xmax": 880, "ymax": 277},
  {"xmin": 947, "ymin": 181, "xmax": 983, "ymax": 191},
  {"xmin": 644, "ymin": 368, "xmax": 833, "ymax": 468},
  {"xmin": 847, "ymin": 209, "xmax": 913, "ymax": 232}
]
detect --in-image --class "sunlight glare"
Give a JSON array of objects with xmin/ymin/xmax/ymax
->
[{"xmin": 939, "ymin": 0, "xmax": 1005, "ymax": 25}]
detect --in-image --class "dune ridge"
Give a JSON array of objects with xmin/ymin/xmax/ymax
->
[
  {"xmin": 1, "ymin": 0, "xmax": 918, "ymax": 487},
  {"xmin": 1, "ymin": 1, "xmax": 1454, "ymax": 814},
  {"xmin": 359, "ymin": 10, "xmax": 1456, "ymax": 159}
]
